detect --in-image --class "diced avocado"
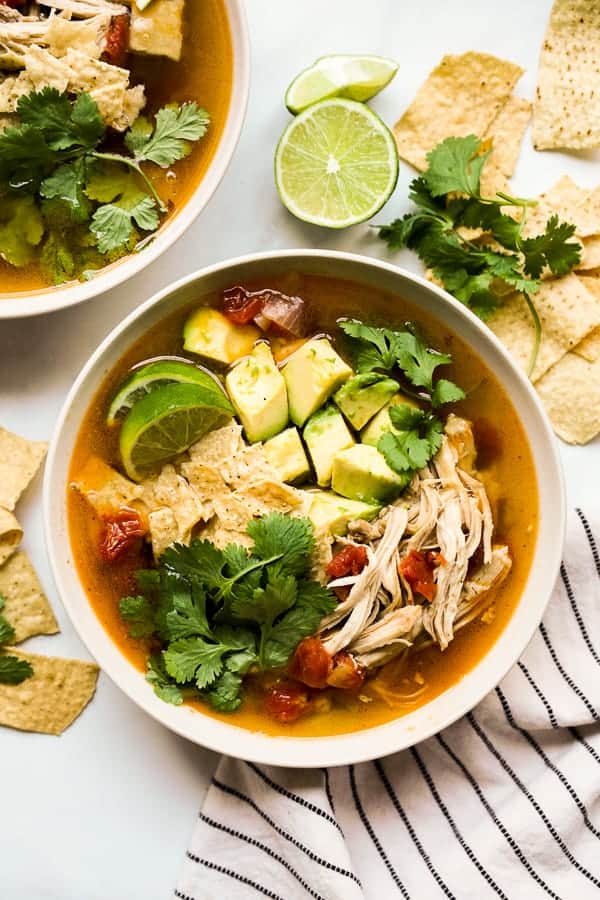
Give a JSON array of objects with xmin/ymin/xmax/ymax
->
[
  {"xmin": 307, "ymin": 490, "xmax": 381, "ymax": 536},
  {"xmin": 282, "ymin": 337, "xmax": 353, "ymax": 426},
  {"xmin": 263, "ymin": 427, "xmax": 310, "ymax": 483},
  {"xmin": 225, "ymin": 342, "xmax": 288, "ymax": 443},
  {"xmin": 303, "ymin": 405, "xmax": 355, "ymax": 487},
  {"xmin": 334, "ymin": 373, "xmax": 399, "ymax": 430},
  {"xmin": 332, "ymin": 444, "xmax": 410, "ymax": 503},
  {"xmin": 361, "ymin": 394, "xmax": 420, "ymax": 447},
  {"xmin": 183, "ymin": 308, "xmax": 260, "ymax": 366}
]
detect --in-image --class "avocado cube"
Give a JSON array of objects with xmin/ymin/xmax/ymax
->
[
  {"xmin": 334, "ymin": 373, "xmax": 399, "ymax": 430},
  {"xmin": 303, "ymin": 405, "xmax": 355, "ymax": 487},
  {"xmin": 332, "ymin": 444, "xmax": 410, "ymax": 503},
  {"xmin": 307, "ymin": 490, "xmax": 381, "ymax": 536},
  {"xmin": 183, "ymin": 307, "xmax": 260, "ymax": 365},
  {"xmin": 225, "ymin": 342, "xmax": 288, "ymax": 443},
  {"xmin": 282, "ymin": 337, "xmax": 353, "ymax": 427},
  {"xmin": 263, "ymin": 427, "xmax": 310, "ymax": 483},
  {"xmin": 361, "ymin": 394, "xmax": 420, "ymax": 447}
]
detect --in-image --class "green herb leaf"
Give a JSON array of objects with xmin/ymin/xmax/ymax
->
[
  {"xmin": 146, "ymin": 654, "xmax": 183, "ymax": 705},
  {"xmin": 431, "ymin": 378, "xmax": 466, "ymax": 408},
  {"xmin": 17, "ymin": 87, "xmax": 104, "ymax": 151},
  {"xmin": 163, "ymin": 581, "xmax": 211, "ymax": 641},
  {"xmin": 261, "ymin": 581, "xmax": 336, "ymax": 669},
  {"xmin": 163, "ymin": 636, "xmax": 230, "ymax": 688},
  {"xmin": 126, "ymin": 102, "xmax": 210, "ymax": 167},
  {"xmin": 40, "ymin": 160, "xmax": 90, "ymax": 223},
  {"xmin": 0, "ymin": 653, "xmax": 33, "ymax": 685},
  {"xmin": 119, "ymin": 595, "xmax": 156, "ymax": 639},
  {"xmin": 339, "ymin": 320, "xmax": 400, "ymax": 372},
  {"xmin": 205, "ymin": 670, "xmax": 243, "ymax": 712},
  {"xmin": 0, "ymin": 195, "xmax": 44, "ymax": 267},
  {"xmin": 394, "ymin": 329, "xmax": 451, "ymax": 391},
  {"xmin": 379, "ymin": 407, "xmax": 444, "ymax": 473},
  {"xmin": 520, "ymin": 215, "xmax": 581, "ymax": 278},
  {"xmin": 423, "ymin": 135, "xmax": 490, "ymax": 198},
  {"xmin": 246, "ymin": 514, "xmax": 314, "ymax": 578}
]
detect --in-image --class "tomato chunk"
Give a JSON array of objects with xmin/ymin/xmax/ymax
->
[
  {"xmin": 398, "ymin": 549, "xmax": 438, "ymax": 602},
  {"xmin": 326, "ymin": 544, "xmax": 369, "ymax": 579},
  {"xmin": 264, "ymin": 680, "xmax": 310, "ymax": 723},
  {"xmin": 100, "ymin": 509, "xmax": 146, "ymax": 563},
  {"xmin": 102, "ymin": 14, "xmax": 130, "ymax": 67},
  {"xmin": 222, "ymin": 286, "xmax": 265, "ymax": 325},
  {"xmin": 288, "ymin": 637, "xmax": 332, "ymax": 689},
  {"xmin": 327, "ymin": 651, "xmax": 366, "ymax": 691}
]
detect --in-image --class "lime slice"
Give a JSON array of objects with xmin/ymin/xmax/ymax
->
[
  {"xmin": 275, "ymin": 98, "xmax": 398, "ymax": 228},
  {"xmin": 120, "ymin": 382, "xmax": 234, "ymax": 481},
  {"xmin": 285, "ymin": 54, "xmax": 398, "ymax": 114},
  {"xmin": 107, "ymin": 359, "xmax": 224, "ymax": 426}
]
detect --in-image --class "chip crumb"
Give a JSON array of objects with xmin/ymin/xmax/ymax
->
[{"xmin": 0, "ymin": 551, "xmax": 59, "ymax": 643}]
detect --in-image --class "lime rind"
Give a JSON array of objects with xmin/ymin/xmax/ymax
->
[
  {"xmin": 285, "ymin": 54, "xmax": 398, "ymax": 114},
  {"xmin": 275, "ymin": 97, "xmax": 399, "ymax": 229}
]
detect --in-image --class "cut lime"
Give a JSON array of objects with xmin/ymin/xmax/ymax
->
[
  {"xmin": 285, "ymin": 54, "xmax": 398, "ymax": 114},
  {"xmin": 107, "ymin": 359, "xmax": 225, "ymax": 426},
  {"xmin": 275, "ymin": 98, "xmax": 398, "ymax": 228},
  {"xmin": 120, "ymin": 382, "xmax": 234, "ymax": 481}
]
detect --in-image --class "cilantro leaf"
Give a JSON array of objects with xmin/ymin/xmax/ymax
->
[
  {"xmin": 520, "ymin": 215, "xmax": 581, "ymax": 278},
  {"xmin": 205, "ymin": 670, "xmax": 243, "ymax": 712},
  {"xmin": 163, "ymin": 540, "xmax": 225, "ymax": 592},
  {"xmin": 126, "ymin": 103, "xmax": 210, "ymax": 167},
  {"xmin": 40, "ymin": 231, "xmax": 77, "ymax": 286},
  {"xmin": 90, "ymin": 193, "xmax": 158, "ymax": 253},
  {"xmin": 230, "ymin": 567, "xmax": 297, "ymax": 627},
  {"xmin": 0, "ymin": 195, "xmax": 44, "ymax": 267},
  {"xmin": 163, "ymin": 581, "xmax": 211, "ymax": 641},
  {"xmin": 423, "ymin": 135, "xmax": 490, "ymax": 198},
  {"xmin": 431, "ymin": 378, "xmax": 466, "ymax": 408},
  {"xmin": 339, "ymin": 320, "xmax": 400, "ymax": 372},
  {"xmin": 379, "ymin": 407, "xmax": 444, "ymax": 473},
  {"xmin": 0, "ymin": 653, "xmax": 33, "ymax": 685},
  {"xmin": 146, "ymin": 654, "xmax": 183, "ymax": 705},
  {"xmin": 17, "ymin": 88, "xmax": 104, "ymax": 151},
  {"xmin": 0, "ymin": 595, "xmax": 15, "ymax": 646},
  {"xmin": 40, "ymin": 160, "xmax": 90, "ymax": 223},
  {"xmin": 394, "ymin": 329, "xmax": 451, "ymax": 391},
  {"xmin": 163, "ymin": 636, "xmax": 230, "ymax": 688},
  {"xmin": 246, "ymin": 514, "xmax": 314, "ymax": 578},
  {"xmin": 261, "ymin": 582, "xmax": 337, "ymax": 669},
  {"xmin": 119, "ymin": 595, "xmax": 156, "ymax": 639}
]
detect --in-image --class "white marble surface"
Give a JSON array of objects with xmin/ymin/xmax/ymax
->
[{"xmin": 1, "ymin": 1, "xmax": 598, "ymax": 897}]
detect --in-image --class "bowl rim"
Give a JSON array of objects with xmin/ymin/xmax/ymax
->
[
  {"xmin": 0, "ymin": 0, "xmax": 251, "ymax": 320},
  {"xmin": 43, "ymin": 249, "xmax": 566, "ymax": 767}
]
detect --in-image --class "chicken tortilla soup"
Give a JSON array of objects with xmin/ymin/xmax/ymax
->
[{"xmin": 67, "ymin": 274, "xmax": 538, "ymax": 737}]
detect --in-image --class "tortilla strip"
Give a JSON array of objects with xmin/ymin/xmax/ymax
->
[
  {"xmin": 393, "ymin": 52, "xmax": 523, "ymax": 170},
  {"xmin": 0, "ymin": 551, "xmax": 59, "ymax": 643},
  {"xmin": 0, "ymin": 507, "xmax": 22, "ymax": 566},
  {"xmin": 0, "ymin": 427, "xmax": 47, "ymax": 511},
  {"xmin": 533, "ymin": 0, "xmax": 600, "ymax": 150},
  {"xmin": 488, "ymin": 273, "xmax": 600, "ymax": 381},
  {"xmin": 0, "ymin": 649, "xmax": 98, "ymax": 734},
  {"xmin": 536, "ymin": 353, "xmax": 600, "ymax": 445},
  {"xmin": 480, "ymin": 96, "xmax": 531, "ymax": 197},
  {"xmin": 71, "ymin": 455, "xmax": 144, "ymax": 514}
]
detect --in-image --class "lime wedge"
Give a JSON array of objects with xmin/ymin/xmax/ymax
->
[
  {"xmin": 275, "ymin": 98, "xmax": 398, "ymax": 228},
  {"xmin": 119, "ymin": 382, "xmax": 234, "ymax": 481},
  {"xmin": 285, "ymin": 54, "xmax": 398, "ymax": 114},
  {"xmin": 107, "ymin": 359, "xmax": 224, "ymax": 426}
]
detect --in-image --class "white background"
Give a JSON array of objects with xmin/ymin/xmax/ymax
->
[{"xmin": 1, "ymin": 1, "xmax": 598, "ymax": 897}]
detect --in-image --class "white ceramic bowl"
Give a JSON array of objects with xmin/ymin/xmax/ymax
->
[
  {"xmin": 44, "ymin": 250, "xmax": 565, "ymax": 767},
  {"xmin": 0, "ymin": 0, "xmax": 249, "ymax": 320}
]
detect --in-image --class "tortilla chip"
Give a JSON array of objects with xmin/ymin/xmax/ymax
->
[
  {"xmin": 577, "ymin": 237, "xmax": 600, "ymax": 272},
  {"xmin": 0, "ymin": 551, "xmax": 58, "ymax": 643},
  {"xmin": 536, "ymin": 352, "xmax": 600, "ymax": 444},
  {"xmin": 200, "ymin": 518, "xmax": 254, "ymax": 551},
  {"xmin": 177, "ymin": 459, "xmax": 228, "ymax": 504},
  {"xmin": 147, "ymin": 507, "xmax": 179, "ymax": 559},
  {"xmin": 488, "ymin": 273, "xmax": 600, "ymax": 381},
  {"xmin": 212, "ymin": 494, "xmax": 253, "ymax": 532},
  {"xmin": 393, "ymin": 52, "xmax": 523, "ymax": 170},
  {"xmin": 71, "ymin": 456, "xmax": 143, "ymax": 514},
  {"xmin": 310, "ymin": 527, "xmax": 334, "ymax": 585},
  {"xmin": 0, "ymin": 507, "xmax": 22, "ymax": 566},
  {"xmin": 234, "ymin": 481, "xmax": 309, "ymax": 517},
  {"xmin": 141, "ymin": 464, "xmax": 209, "ymax": 540},
  {"xmin": 0, "ymin": 649, "xmax": 98, "ymax": 734},
  {"xmin": 480, "ymin": 96, "xmax": 531, "ymax": 196},
  {"xmin": 533, "ymin": 0, "xmax": 600, "ymax": 150},
  {"xmin": 524, "ymin": 177, "xmax": 600, "ymax": 241},
  {"xmin": 188, "ymin": 423, "xmax": 244, "ymax": 467},
  {"xmin": 0, "ymin": 427, "xmax": 47, "ymax": 511},
  {"xmin": 222, "ymin": 444, "xmax": 278, "ymax": 490},
  {"xmin": 574, "ymin": 327, "xmax": 600, "ymax": 363}
]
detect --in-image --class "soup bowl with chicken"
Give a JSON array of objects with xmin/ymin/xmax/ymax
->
[
  {"xmin": 0, "ymin": 0, "xmax": 249, "ymax": 318},
  {"xmin": 44, "ymin": 250, "xmax": 565, "ymax": 766}
]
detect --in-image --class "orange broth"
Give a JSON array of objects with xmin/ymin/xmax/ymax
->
[{"xmin": 67, "ymin": 273, "xmax": 539, "ymax": 737}]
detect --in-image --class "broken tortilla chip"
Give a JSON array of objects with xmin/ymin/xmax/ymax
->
[
  {"xmin": 0, "ymin": 507, "xmax": 22, "ymax": 566},
  {"xmin": 234, "ymin": 481, "xmax": 309, "ymax": 518},
  {"xmin": 0, "ymin": 551, "xmax": 59, "ymax": 643},
  {"xmin": 574, "ymin": 327, "xmax": 600, "ymax": 364},
  {"xmin": 577, "ymin": 238, "xmax": 600, "ymax": 272},
  {"xmin": 525, "ymin": 177, "xmax": 600, "ymax": 240},
  {"xmin": 480, "ymin": 96, "xmax": 531, "ymax": 196},
  {"xmin": 0, "ymin": 427, "xmax": 47, "ymax": 512},
  {"xmin": 536, "ymin": 352, "xmax": 600, "ymax": 445},
  {"xmin": 488, "ymin": 273, "xmax": 600, "ymax": 381},
  {"xmin": 0, "ymin": 649, "xmax": 98, "ymax": 734},
  {"xmin": 200, "ymin": 518, "xmax": 254, "ymax": 551},
  {"xmin": 533, "ymin": 0, "xmax": 600, "ymax": 150},
  {"xmin": 148, "ymin": 507, "xmax": 178, "ymax": 560},
  {"xmin": 141, "ymin": 464, "xmax": 209, "ymax": 541},
  {"xmin": 393, "ymin": 52, "xmax": 523, "ymax": 170},
  {"xmin": 188, "ymin": 422, "xmax": 244, "ymax": 467},
  {"xmin": 71, "ymin": 455, "xmax": 143, "ymax": 514}
]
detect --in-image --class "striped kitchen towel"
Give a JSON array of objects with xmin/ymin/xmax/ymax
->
[{"xmin": 176, "ymin": 506, "xmax": 600, "ymax": 900}]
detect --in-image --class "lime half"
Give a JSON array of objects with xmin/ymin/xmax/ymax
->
[
  {"xmin": 275, "ymin": 98, "xmax": 398, "ymax": 229},
  {"xmin": 120, "ymin": 382, "xmax": 234, "ymax": 481},
  {"xmin": 107, "ymin": 359, "xmax": 224, "ymax": 426},
  {"xmin": 285, "ymin": 54, "xmax": 398, "ymax": 114}
]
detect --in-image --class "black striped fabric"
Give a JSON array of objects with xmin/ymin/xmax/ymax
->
[{"xmin": 176, "ymin": 507, "xmax": 600, "ymax": 899}]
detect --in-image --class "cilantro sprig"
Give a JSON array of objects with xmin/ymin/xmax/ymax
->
[
  {"xmin": 0, "ymin": 88, "xmax": 210, "ymax": 284},
  {"xmin": 378, "ymin": 135, "xmax": 582, "ymax": 375},
  {"xmin": 0, "ymin": 594, "xmax": 33, "ymax": 686},
  {"xmin": 119, "ymin": 513, "xmax": 336, "ymax": 712}
]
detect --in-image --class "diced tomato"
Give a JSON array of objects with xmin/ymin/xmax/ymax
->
[
  {"xmin": 398, "ymin": 549, "xmax": 438, "ymax": 602},
  {"xmin": 100, "ymin": 508, "xmax": 146, "ymax": 563},
  {"xmin": 326, "ymin": 651, "xmax": 366, "ymax": 691},
  {"xmin": 288, "ymin": 637, "xmax": 332, "ymax": 689},
  {"xmin": 264, "ymin": 680, "xmax": 310, "ymax": 723},
  {"xmin": 102, "ymin": 14, "xmax": 130, "ymax": 67},
  {"xmin": 326, "ymin": 544, "xmax": 369, "ymax": 579},
  {"xmin": 425, "ymin": 550, "xmax": 446, "ymax": 567},
  {"xmin": 0, "ymin": 0, "xmax": 26, "ymax": 6},
  {"xmin": 222, "ymin": 286, "xmax": 265, "ymax": 325}
]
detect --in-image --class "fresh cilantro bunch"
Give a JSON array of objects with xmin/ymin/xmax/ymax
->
[
  {"xmin": 378, "ymin": 135, "xmax": 581, "ymax": 375},
  {"xmin": 119, "ymin": 513, "xmax": 336, "ymax": 712},
  {"xmin": 0, "ymin": 88, "xmax": 209, "ymax": 283},
  {"xmin": 0, "ymin": 594, "xmax": 33, "ymax": 685}
]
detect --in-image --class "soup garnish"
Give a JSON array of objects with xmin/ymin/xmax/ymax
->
[{"xmin": 69, "ymin": 281, "xmax": 531, "ymax": 728}]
